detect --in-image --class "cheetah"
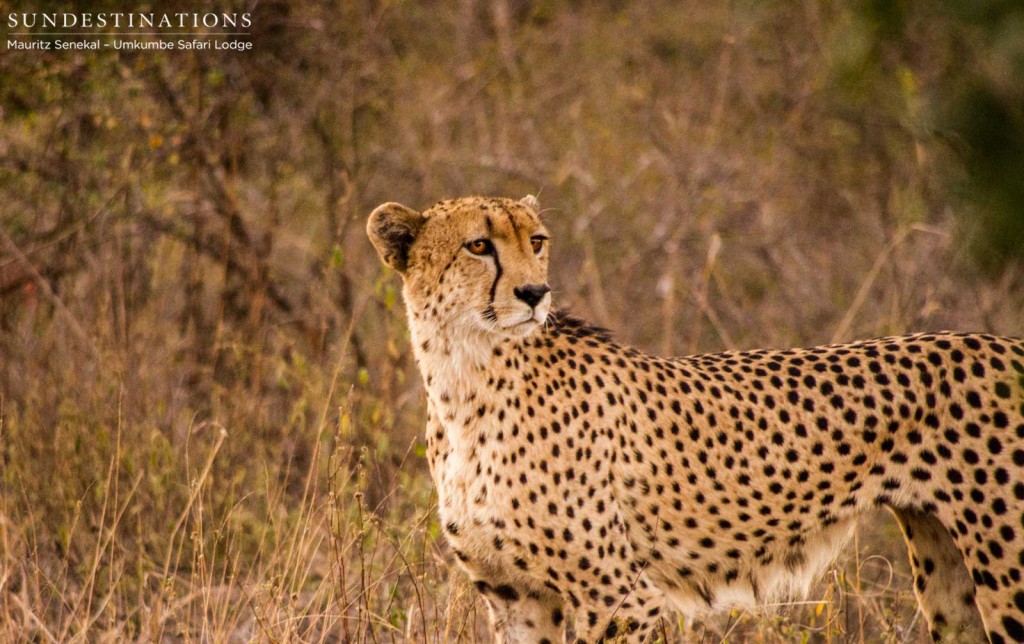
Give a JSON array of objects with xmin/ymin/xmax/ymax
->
[{"xmin": 367, "ymin": 195, "xmax": 1024, "ymax": 643}]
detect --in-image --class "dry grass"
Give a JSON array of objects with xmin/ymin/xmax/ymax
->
[
  {"xmin": 2, "ymin": 0, "xmax": 1022, "ymax": 641},
  {"xmin": 0, "ymin": 328, "xmax": 480, "ymax": 642}
]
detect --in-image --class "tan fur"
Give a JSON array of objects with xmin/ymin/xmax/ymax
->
[{"xmin": 369, "ymin": 196, "xmax": 1024, "ymax": 644}]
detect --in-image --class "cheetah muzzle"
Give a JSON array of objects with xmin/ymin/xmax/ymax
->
[{"xmin": 368, "ymin": 195, "xmax": 1024, "ymax": 644}]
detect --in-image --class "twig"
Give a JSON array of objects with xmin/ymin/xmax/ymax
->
[
  {"xmin": 0, "ymin": 227, "xmax": 99, "ymax": 361},
  {"xmin": 160, "ymin": 424, "xmax": 228, "ymax": 582},
  {"xmin": 830, "ymin": 224, "xmax": 948, "ymax": 343},
  {"xmin": 8, "ymin": 592, "xmax": 58, "ymax": 644},
  {"xmin": 831, "ymin": 229, "xmax": 912, "ymax": 343}
]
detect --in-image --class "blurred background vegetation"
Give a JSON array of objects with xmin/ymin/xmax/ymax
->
[{"xmin": 1, "ymin": 0, "xmax": 1022, "ymax": 640}]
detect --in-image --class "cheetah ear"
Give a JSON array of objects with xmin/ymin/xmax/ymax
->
[
  {"xmin": 520, "ymin": 195, "xmax": 540, "ymax": 213},
  {"xmin": 367, "ymin": 202, "xmax": 425, "ymax": 273}
]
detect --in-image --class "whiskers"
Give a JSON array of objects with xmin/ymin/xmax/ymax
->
[{"xmin": 541, "ymin": 312, "xmax": 553, "ymax": 334}]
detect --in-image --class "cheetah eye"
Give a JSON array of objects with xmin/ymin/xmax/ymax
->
[
  {"xmin": 530, "ymin": 235, "xmax": 547, "ymax": 255},
  {"xmin": 466, "ymin": 239, "xmax": 494, "ymax": 256}
]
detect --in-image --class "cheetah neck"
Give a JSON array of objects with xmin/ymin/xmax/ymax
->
[{"xmin": 408, "ymin": 315, "xmax": 512, "ymax": 448}]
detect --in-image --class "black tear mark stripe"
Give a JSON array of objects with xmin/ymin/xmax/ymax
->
[
  {"xmin": 489, "ymin": 245, "xmax": 503, "ymax": 310},
  {"xmin": 483, "ymin": 214, "xmax": 504, "ymax": 312}
]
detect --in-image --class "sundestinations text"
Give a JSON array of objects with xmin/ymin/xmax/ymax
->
[{"xmin": 6, "ymin": 13, "xmax": 252, "ymax": 29}]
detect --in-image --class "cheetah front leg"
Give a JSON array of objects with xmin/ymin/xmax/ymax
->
[
  {"xmin": 890, "ymin": 508, "xmax": 987, "ymax": 643},
  {"xmin": 569, "ymin": 580, "xmax": 664, "ymax": 644},
  {"xmin": 475, "ymin": 581, "xmax": 566, "ymax": 643}
]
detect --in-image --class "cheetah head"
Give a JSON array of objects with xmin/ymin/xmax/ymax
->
[{"xmin": 367, "ymin": 196, "xmax": 551, "ymax": 340}]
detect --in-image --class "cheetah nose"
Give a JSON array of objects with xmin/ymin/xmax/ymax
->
[{"xmin": 513, "ymin": 283, "xmax": 550, "ymax": 308}]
